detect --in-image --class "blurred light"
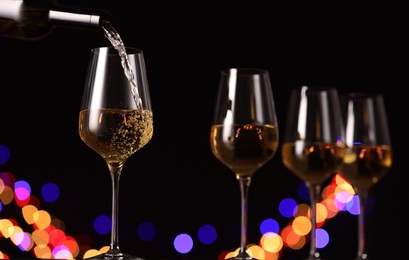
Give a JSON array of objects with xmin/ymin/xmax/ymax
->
[
  {"xmin": 49, "ymin": 229, "xmax": 65, "ymax": 247},
  {"xmin": 137, "ymin": 221, "xmax": 156, "ymax": 241},
  {"xmin": 296, "ymin": 182, "xmax": 309, "ymax": 201},
  {"xmin": 0, "ymin": 178, "xmax": 5, "ymax": 194},
  {"xmin": 260, "ymin": 218, "xmax": 279, "ymax": 235},
  {"xmin": 281, "ymin": 225, "xmax": 305, "ymax": 250},
  {"xmin": 28, "ymin": 194, "xmax": 41, "ymax": 209},
  {"xmin": 0, "ymin": 251, "xmax": 9, "ymax": 259},
  {"xmin": 52, "ymin": 245, "xmax": 73, "ymax": 259},
  {"xmin": 0, "ymin": 149, "xmax": 364, "ymax": 258},
  {"xmin": 247, "ymin": 244, "xmax": 265, "ymax": 259},
  {"xmin": 346, "ymin": 194, "xmax": 360, "ymax": 215},
  {"xmin": 217, "ymin": 251, "xmax": 229, "ymax": 260},
  {"xmin": 1, "ymin": 186, "xmax": 14, "ymax": 205},
  {"xmin": 23, "ymin": 204, "xmax": 39, "ymax": 225},
  {"xmin": 260, "ymin": 232, "xmax": 283, "ymax": 253},
  {"xmin": 62, "ymin": 236, "xmax": 79, "ymax": 257},
  {"xmin": 334, "ymin": 173, "xmax": 353, "ymax": 191},
  {"xmin": 32, "ymin": 229, "xmax": 50, "ymax": 247},
  {"xmin": 294, "ymin": 203, "xmax": 309, "ymax": 217},
  {"xmin": 0, "ymin": 172, "xmax": 15, "ymax": 188},
  {"xmin": 0, "ymin": 144, "xmax": 10, "ymax": 164},
  {"xmin": 278, "ymin": 198, "xmax": 298, "ymax": 218},
  {"xmin": 262, "ymin": 250, "xmax": 281, "ymax": 260},
  {"xmin": 0, "ymin": 218, "xmax": 14, "ymax": 238},
  {"xmin": 33, "ymin": 210, "xmax": 51, "ymax": 230},
  {"xmin": 51, "ymin": 216, "xmax": 66, "ymax": 231},
  {"xmin": 14, "ymin": 180, "xmax": 31, "ymax": 207},
  {"xmin": 321, "ymin": 197, "xmax": 339, "ymax": 219},
  {"xmin": 173, "ymin": 233, "xmax": 193, "ymax": 254},
  {"xmin": 41, "ymin": 183, "xmax": 60, "ymax": 203},
  {"xmin": 16, "ymin": 232, "xmax": 34, "ymax": 251},
  {"xmin": 34, "ymin": 245, "xmax": 52, "ymax": 259},
  {"xmin": 93, "ymin": 215, "xmax": 111, "ymax": 235},
  {"xmin": 316, "ymin": 228, "xmax": 329, "ymax": 249},
  {"xmin": 10, "ymin": 227, "xmax": 32, "ymax": 251},
  {"xmin": 316, "ymin": 203, "xmax": 328, "ymax": 224},
  {"xmin": 224, "ymin": 249, "xmax": 239, "ymax": 259},
  {"xmin": 197, "ymin": 224, "xmax": 217, "ymax": 245},
  {"xmin": 334, "ymin": 190, "xmax": 354, "ymax": 205},
  {"xmin": 292, "ymin": 216, "xmax": 310, "ymax": 236},
  {"xmin": 83, "ymin": 249, "xmax": 101, "ymax": 259}
]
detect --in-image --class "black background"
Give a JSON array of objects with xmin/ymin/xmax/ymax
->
[{"xmin": 0, "ymin": 0, "xmax": 406, "ymax": 259}]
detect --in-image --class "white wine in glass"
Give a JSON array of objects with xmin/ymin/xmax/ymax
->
[
  {"xmin": 281, "ymin": 86, "xmax": 345, "ymax": 260},
  {"xmin": 79, "ymin": 47, "xmax": 153, "ymax": 260},
  {"xmin": 341, "ymin": 92, "xmax": 392, "ymax": 260},
  {"xmin": 210, "ymin": 68, "xmax": 279, "ymax": 260}
]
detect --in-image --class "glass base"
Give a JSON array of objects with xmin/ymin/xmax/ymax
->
[
  {"xmin": 226, "ymin": 256, "xmax": 258, "ymax": 260},
  {"xmin": 303, "ymin": 254, "xmax": 327, "ymax": 260},
  {"xmin": 86, "ymin": 253, "xmax": 145, "ymax": 260},
  {"xmin": 226, "ymin": 253, "xmax": 256, "ymax": 260},
  {"xmin": 356, "ymin": 254, "xmax": 369, "ymax": 260},
  {"xmin": 304, "ymin": 256, "xmax": 327, "ymax": 260}
]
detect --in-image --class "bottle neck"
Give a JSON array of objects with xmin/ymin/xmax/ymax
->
[
  {"xmin": 48, "ymin": 9, "xmax": 110, "ymax": 28},
  {"xmin": 0, "ymin": 0, "xmax": 111, "ymax": 40}
]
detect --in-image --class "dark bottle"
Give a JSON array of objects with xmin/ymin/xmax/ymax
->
[{"xmin": 0, "ymin": 0, "xmax": 111, "ymax": 40}]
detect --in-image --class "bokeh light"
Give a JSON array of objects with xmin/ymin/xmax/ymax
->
[
  {"xmin": 296, "ymin": 182, "xmax": 309, "ymax": 201},
  {"xmin": 0, "ymin": 144, "xmax": 10, "ymax": 164},
  {"xmin": 260, "ymin": 218, "xmax": 280, "ymax": 235},
  {"xmin": 278, "ymin": 198, "xmax": 298, "ymax": 218},
  {"xmin": 137, "ymin": 221, "xmax": 156, "ymax": 242},
  {"xmin": 93, "ymin": 215, "xmax": 111, "ymax": 235},
  {"xmin": 316, "ymin": 228, "xmax": 329, "ymax": 249},
  {"xmin": 197, "ymin": 224, "xmax": 217, "ymax": 245},
  {"xmin": 259, "ymin": 232, "xmax": 283, "ymax": 253},
  {"xmin": 173, "ymin": 233, "xmax": 193, "ymax": 254},
  {"xmin": 41, "ymin": 183, "xmax": 60, "ymax": 203},
  {"xmin": 0, "ymin": 143, "xmax": 362, "ymax": 259}
]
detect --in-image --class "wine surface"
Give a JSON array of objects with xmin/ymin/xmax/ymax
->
[
  {"xmin": 79, "ymin": 108, "xmax": 153, "ymax": 164},
  {"xmin": 282, "ymin": 141, "xmax": 345, "ymax": 185},
  {"xmin": 210, "ymin": 124, "xmax": 278, "ymax": 176},
  {"xmin": 342, "ymin": 145, "xmax": 392, "ymax": 190}
]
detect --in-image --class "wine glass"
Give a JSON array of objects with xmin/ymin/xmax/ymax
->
[
  {"xmin": 340, "ymin": 92, "xmax": 393, "ymax": 260},
  {"xmin": 210, "ymin": 68, "xmax": 279, "ymax": 259},
  {"xmin": 78, "ymin": 46, "xmax": 153, "ymax": 260},
  {"xmin": 281, "ymin": 85, "xmax": 345, "ymax": 260}
]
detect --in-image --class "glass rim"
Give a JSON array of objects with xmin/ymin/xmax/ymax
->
[
  {"xmin": 90, "ymin": 46, "xmax": 143, "ymax": 55},
  {"xmin": 342, "ymin": 91, "xmax": 383, "ymax": 99},
  {"xmin": 291, "ymin": 85, "xmax": 339, "ymax": 93},
  {"xmin": 220, "ymin": 67, "xmax": 269, "ymax": 76}
]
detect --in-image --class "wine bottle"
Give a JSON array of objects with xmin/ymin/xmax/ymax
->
[{"xmin": 0, "ymin": 0, "xmax": 111, "ymax": 40}]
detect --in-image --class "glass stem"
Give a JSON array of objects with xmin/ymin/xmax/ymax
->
[
  {"xmin": 107, "ymin": 163, "xmax": 124, "ymax": 257},
  {"xmin": 238, "ymin": 175, "xmax": 252, "ymax": 258},
  {"xmin": 357, "ymin": 188, "xmax": 368, "ymax": 260},
  {"xmin": 307, "ymin": 183, "xmax": 321, "ymax": 259}
]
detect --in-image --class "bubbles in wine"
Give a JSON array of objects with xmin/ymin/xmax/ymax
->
[{"xmin": 79, "ymin": 109, "xmax": 153, "ymax": 164}]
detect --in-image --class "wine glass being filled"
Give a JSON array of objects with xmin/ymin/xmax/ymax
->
[
  {"xmin": 281, "ymin": 85, "xmax": 345, "ymax": 260},
  {"xmin": 78, "ymin": 46, "xmax": 153, "ymax": 260},
  {"xmin": 210, "ymin": 68, "xmax": 279, "ymax": 259},
  {"xmin": 340, "ymin": 92, "xmax": 393, "ymax": 260}
]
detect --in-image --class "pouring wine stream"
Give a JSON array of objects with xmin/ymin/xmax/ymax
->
[{"xmin": 102, "ymin": 23, "xmax": 143, "ymax": 110}]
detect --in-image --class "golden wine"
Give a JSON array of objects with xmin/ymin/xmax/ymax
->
[
  {"xmin": 282, "ymin": 141, "xmax": 345, "ymax": 185},
  {"xmin": 79, "ymin": 108, "xmax": 153, "ymax": 164},
  {"xmin": 210, "ymin": 124, "xmax": 279, "ymax": 176},
  {"xmin": 342, "ymin": 145, "xmax": 392, "ymax": 189}
]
